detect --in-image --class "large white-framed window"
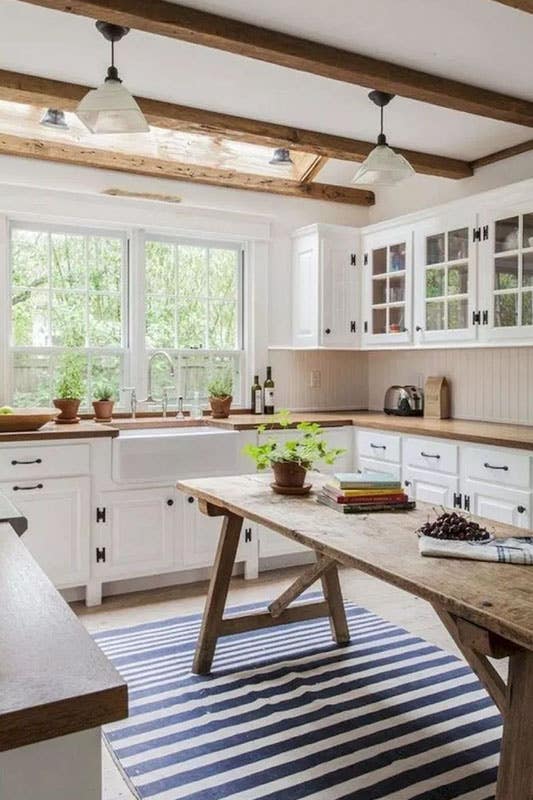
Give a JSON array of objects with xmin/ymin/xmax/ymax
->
[
  {"xmin": 142, "ymin": 235, "xmax": 245, "ymax": 406},
  {"xmin": 3, "ymin": 221, "xmax": 247, "ymax": 409},
  {"xmin": 8, "ymin": 222, "xmax": 129, "ymax": 407}
]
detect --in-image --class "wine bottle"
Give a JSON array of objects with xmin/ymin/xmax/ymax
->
[
  {"xmin": 251, "ymin": 374, "xmax": 262, "ymax": 414},
  {"xmin": 263, "ymin": 366, "xmax": 275, "ymax": 415}
]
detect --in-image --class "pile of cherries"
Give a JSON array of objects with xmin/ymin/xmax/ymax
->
[{"xmin": 417, "ymin": 510, "xmax": 491, "ymax": 542}]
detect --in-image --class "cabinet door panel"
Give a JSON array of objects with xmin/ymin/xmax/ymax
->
[
  {"xmin": 358, "ymin": 457, "xmax": 401, "ymax": 480},
  {"xmin": 463, "ymin": 480, "xmax": 530, "ymax": 529},
  {"xmin": 403, "ymin": 468, "xmax": 458, "ymax": 507},
  {"xmin": 321, "ymin": 238, "xmax": 359, "ymax": 348},
  {"xmin": 180, "ymin": 494, "xmax": 253, "ymax": 568},
  {"xmin": 97, "ymin": 488, "xmax": 177, "ymax": 578},
  {"xmin": 0, "ymin": 477, "xmax": 90, "ymax": 587},
  {"xmin": 292, "ymin": 233, "xmax": 319, "ymax": 347}
]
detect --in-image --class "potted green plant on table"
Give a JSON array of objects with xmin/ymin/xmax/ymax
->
[
  {"xmin": 243, "ymin": 410, "xmax": 345, "ymax": 495},
  {"xmin": 207, "ymin": 372, "xmax": 233, "ymax": 419},
  {"xmin": 92, "ymin": 383, "xmax": 115, "ymax": 422},
  {"xmin": 53, "ymin": 353, "xmax": 85, "ymax": 424}
]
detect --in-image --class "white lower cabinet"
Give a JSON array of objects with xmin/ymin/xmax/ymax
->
[
  {"xmin": 461, "ymin": 481, "xmax": 530, "ymax": 529},
  {"xmin": 403, "ymin": 467, "xmax": 459, "ymax": 507},
  {"xmin": 94, "ymin": 487, "xmax": 178, "ymax": 579},
  {"xmin": 0, "ymin": 476, "xmax": 90, "ymax": 588}
]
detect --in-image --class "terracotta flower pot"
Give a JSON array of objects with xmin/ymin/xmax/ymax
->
[
  {"xmin": 53, "ymin": 398, "xmax": 81, "ymax": 424},
  {"xmin": 92, "ymin": 399, "xmax": 114, "ymax": 422},
  {"xmin": 272, "ymin": 461, "xmax": 307, "ymax": 488},
  {"xmin": 209, "ymin": 395, "xmax": 232, "ymax": 419}
]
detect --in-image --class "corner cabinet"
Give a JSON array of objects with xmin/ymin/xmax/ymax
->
[
  {"xmin": 292, "ymin": 223, "xmax": 360, "ymax": 348},
  {"xmin": 361, "ymin": 225, "xmax": 413, "ymax": 346}
]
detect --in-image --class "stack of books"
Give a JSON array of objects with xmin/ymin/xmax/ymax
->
[{"xmin": 317, "ymin": 471, "xmax": 415, "ymax": 514}]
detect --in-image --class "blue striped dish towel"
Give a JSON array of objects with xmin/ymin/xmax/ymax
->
[{"xmin": 419, "ymin": 535, "xmax": 533, "ymax": 564}]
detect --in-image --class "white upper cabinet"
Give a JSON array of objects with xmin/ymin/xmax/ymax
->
[
  {"xmin": 362, "ymin": 225, "xmax": 413, "ymax": 346},
  {"xmin": 478, "ymin": 201, "xmax": 533, "ymax": 342},
  {"xmin": 413, "ymin": 212, "xmax": 478, "ymax": 345},
  {"xmin": 291, "ymin": 224, "xmax": 360, "ymax": 348}
]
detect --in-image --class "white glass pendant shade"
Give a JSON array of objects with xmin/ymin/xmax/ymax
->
[
  {"xmin": 352, "ymin": 142, "xmax": 415, "ymax": 186},
  {"xmin": 76, "ymin": 78, "xmax": 149, "ymax": 134}
]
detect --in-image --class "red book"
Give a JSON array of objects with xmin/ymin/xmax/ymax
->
[{"xmin": 325, "ymin": 492, "xmax": 409, "ymax": 505}]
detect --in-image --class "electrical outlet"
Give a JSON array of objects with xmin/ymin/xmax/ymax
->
[{"xmin": 310, "ymin": 369, "xmax": 321, "ymax": 388}]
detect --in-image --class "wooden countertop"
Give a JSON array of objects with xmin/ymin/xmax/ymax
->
[
  {"xmin": 210, "ymin": 411, "xmax": 533, "ymax": 451},
  {"xmin": 178, "ymin": 473, "xmax": 533, "ymax": 651},
  {"xmin": 0, "ymin": 419, "xmax": 119, "ymax": 443},
  {"xmin": 0, "ymin": 521, "xmax": 127, "ymax": 752}
]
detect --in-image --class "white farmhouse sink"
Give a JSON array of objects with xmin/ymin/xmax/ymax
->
[{"xmin": 112, "ymin": 426, "xmax": 240, "ymax": 483}]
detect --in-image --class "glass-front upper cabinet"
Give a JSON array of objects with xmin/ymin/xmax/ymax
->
[
  {"xmin": 362, "ymin": 225, "xmax": 413, "ymax": 346},
  {"xmin": 414, "ymin": 213, "xmax": 477, "ymax": 344},
  {"xmin": 479, "ymin": 205, "xmax": 533, "ymax": 341}
]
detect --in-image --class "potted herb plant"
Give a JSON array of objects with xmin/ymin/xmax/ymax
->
[
  {"xmin": 53, "ymin": 353, "xmax": 85, "ymax": 424},
  {"xmin": 92, "ymin": 383, "xmax": 115, "ymax": 422},
  {"xmin": 243, "ymin": 410, "xmax": 345, "ymax": 494},
  {"xmin": 207, "ymin": 372, "xmax": 233, "ymax": 419}
]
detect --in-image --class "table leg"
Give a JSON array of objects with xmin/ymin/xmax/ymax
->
[
  {"xmin": 192, "ymin": 511, "xmax": 243, "ymax": 675},
  {"xmin": 321, "ymin": 561, "xmax": 350, "ymax": 645},
  {"xmin": 496, "ymin": 650, "xmax": 533, "ymax": 800}
]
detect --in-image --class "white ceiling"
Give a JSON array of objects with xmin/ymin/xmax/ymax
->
[{"xmin": 0, "ymin": 0, "xmax": 532, "ymax": 186}]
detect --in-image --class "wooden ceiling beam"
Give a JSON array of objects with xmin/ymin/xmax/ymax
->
[
  {"xmin": 0, "ymin": 69, "xmax": 471, "ymax": 180},
  {"xmin": 19, "ymin": 0, "xmax": 533, "ymax": 128},
  {"xmin": 471, "ymin": 138, "xmax": 533, "ymax": 169},
  {"xmin": 0, "ymin": 133, "xmax": 374, "ymax": 205},
  {"xmin": 491, "ymin": 0, "xmax": 533, "ymax": 12}
]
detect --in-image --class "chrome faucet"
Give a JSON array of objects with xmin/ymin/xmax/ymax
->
[{"xmin": 145, "ymin": 351, "xmax": 175, "ymax": 404}]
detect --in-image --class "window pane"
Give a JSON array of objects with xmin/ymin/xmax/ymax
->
[
  {"xmin": 495, "ymin": 217, "xmax": 519, "ymax": 253},
  {"xmin": 372, "ymin": 277, "xmax": 386, "ymax": 305},
  {"xmin": 494, "ymin": 293, "xmax": 518, "ymax": 327},
  {"xmin": 88, "ymin": 237, "xmax": 121, "ymax": 293},
  {"xmin": 209, "ymin": 249, "xmax": 238, "ymax": 299},
  {"xmin": 145, "ymin": 240, "xmax": 173, "ymax": 294},
  {"xmin": 523, "ymin": 253, "xmax": 533, "ymax": 288},
  {"xmin": 389, "ymin": 243, "xmax": 405, "ymax": 272},
  {"xmin": 11, "ymin": 229, "xmax": 48, "ymax": 289},
  {"xmin": 426, "ymin": 233, "xmax": 445, "ymax": 266},
  {"xmin": 51, "ymin": 233, "xmax": 86, "ymax": 289},
  {"xmin": 372, "ymin": 247, "xmax": 387, "ymax": 276},
  {"xmin": 146, "ymin": 295, "xmax": 176, "ymax": 348},
  {"xmin": 372, "ymin": 307, "xmax": 386, "ymax": 334},
  {"xmin": 426, "ymin": 268, "xmax": 445, "ymax": 298},
  {"xmin": 388, "ymin": 306, "xmax": 405, "ymax": 333},
  {"xmin": 179, "ymin": 245, "xmax": 207, "ymax": 296},
  {"xmin": 448, "ymin": 228, "xmax": 468, "ymax": 261},
  {"xmin": 426, "ymin": 301, "xmax": 445, "ymax": 331},
  {"xmin": 522, "ymin": 292, "xmax": 533, "ymax": 327},
  {"xmin": 208, "ymin": 302, "xmax": 237, "ymax": 349},
  {"xmin": 178, "ymin": 300, "xmax": 206, "ymax": 349},
  {"xmin": 51, "ymin": 293, "xmax": 86, "ymax": 347},
  {"xmin": 523, "ymin": 213, "xmax": 533, "ymax": 249},
  {"xmin": 12, "ymin": 290, "xmax": 49, "ymax": 346},
  {"xmin": 389, "ymin": 275, "xmax": 405, "ymax": 303},
  {"xmin": 89, "ymin": 294, "xmax": 122, "ymax": 346},
  {"xmin": 448, "ymin": 263, "xmax": 468, "ymax": 295},
  {"xmin": 89, "ymin": 354, "xmax": 122, "ymax": 401},
  {"xmin": 448, "ymin": 298, "xmax": 468, "ymax": 330},
  {"xmin": 495, "ymin": 255, "xmax": 518, "ymax": 290},
  {"xmin": 12, "ymin": 352, "xmax": 53, "ymax": 407}
]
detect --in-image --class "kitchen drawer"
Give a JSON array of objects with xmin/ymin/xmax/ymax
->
[
  {"xmin": 356, "ymin": 429, "xmax": 400, "ymax": 464},
  {"xmin": 403, "ymin": 437, "xmax": 458, "ymax": 475},
  {"xmin": 0, "ymin": 443, "xmax": 90, "ymax": 481},
  {"xmin": 462, "ymin": 446, "xmax": 530, "ymax": 490},
  {"xmin": 358, "ymin": 457, "xmax": 401, "ymax": 480}
]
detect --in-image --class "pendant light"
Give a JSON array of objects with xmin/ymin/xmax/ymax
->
[
  {"xmin": 352, "ymin": 91, "xmax": 414, "ymax": 186},
  {"xmin": 75, "ymin": 21, "xmax": 149, "ymax": 134},
  {"xmin": 269, "ymin": 147, "xmax": 294, "ymax": 165},
  {"xmin": 40, "ymin": 109, "xmax": 69, "ymax": 130}
]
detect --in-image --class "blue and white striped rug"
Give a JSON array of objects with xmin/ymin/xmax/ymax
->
[{"xmin": 94, "ymin": 598, "xmax": 502, "ymax": 800}]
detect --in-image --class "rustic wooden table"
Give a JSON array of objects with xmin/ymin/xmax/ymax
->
[{"xmin": 177, "ymin": 473, "xmax": 533, "ymax": 800}]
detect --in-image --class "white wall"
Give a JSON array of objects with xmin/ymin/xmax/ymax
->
[{"xmin": 369, "ymin": 150, "xmax": 533, "ymax": 224}]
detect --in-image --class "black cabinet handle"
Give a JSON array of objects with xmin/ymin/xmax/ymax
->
[
  {"xmin": 483, "ymin": 462, "xmax": 509, "ymax": 471},
  {"xmin": 415, "ymin": 326, "xmax": 423, "ymax": 332},
  {"xmin": 188, "ymin": 496, "xmax": 195, "ymax": 503},
  {"xmin": 13, "ymin": 483, "xmax": 43, "ymax": 491},
  {"xmin": 517, "ymin": 505, "xmax": 526, "ymax": 514},
  {"xmin": 167, "ymin": 499, "xmax": 174, "ymax": 506},
  {"xmin": 404, "ymin": 480, "xmax": 411, "ymax": 487},
  {"xmin": 420, "ymin": 451, "xmax": 441, "ymax": 459},
  {"xmin": 370, "ymin": 443, "xmax": 386, "ymax": 450},
  {"xmin": 11, "ymin": 458, "xmax": 42, "ymax": 465},
  {"xmin": 324, "ymin": 328, "xmax": 331, "ymax": 335}
]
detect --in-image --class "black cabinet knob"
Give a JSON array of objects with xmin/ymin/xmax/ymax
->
[
  {"xmin": 167, "ymin": 499, "xmax": 174, "ymax": 506},
  {"xmin": 188, "ymin": 496, "xmax": 194, "ymax": 504},
  {"xmin": 324, "ymin": 328, "xmax": 331, "ymax": 335},
  {"xmin": 517, "ymin": 505, "xmax": 526, "ymax": 514},
  {"xmin": 415, "ymin": 325, "xmax": 423, "ymax": 332},
  {"xmin": 404, "ymin": 480, "xmax": 411, "ymax": 487}
]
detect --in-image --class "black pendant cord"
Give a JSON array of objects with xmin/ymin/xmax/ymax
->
[{"xmin": 111, "ymin": 39, "xmax": 115, "ymax": 70}]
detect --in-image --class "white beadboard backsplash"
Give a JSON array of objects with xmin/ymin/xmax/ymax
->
[
  {"xmin": 269, "ymin": 346, "xmax": 533, "ymax": 425},
  {"xmin": 268, "ymin": 350, "xmax": 368, "ymax": 412}
]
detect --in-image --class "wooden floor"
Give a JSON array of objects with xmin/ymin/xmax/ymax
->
[{"xmin": 74, "ymin": 566, "xmax": 507, "ymax": 800}]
